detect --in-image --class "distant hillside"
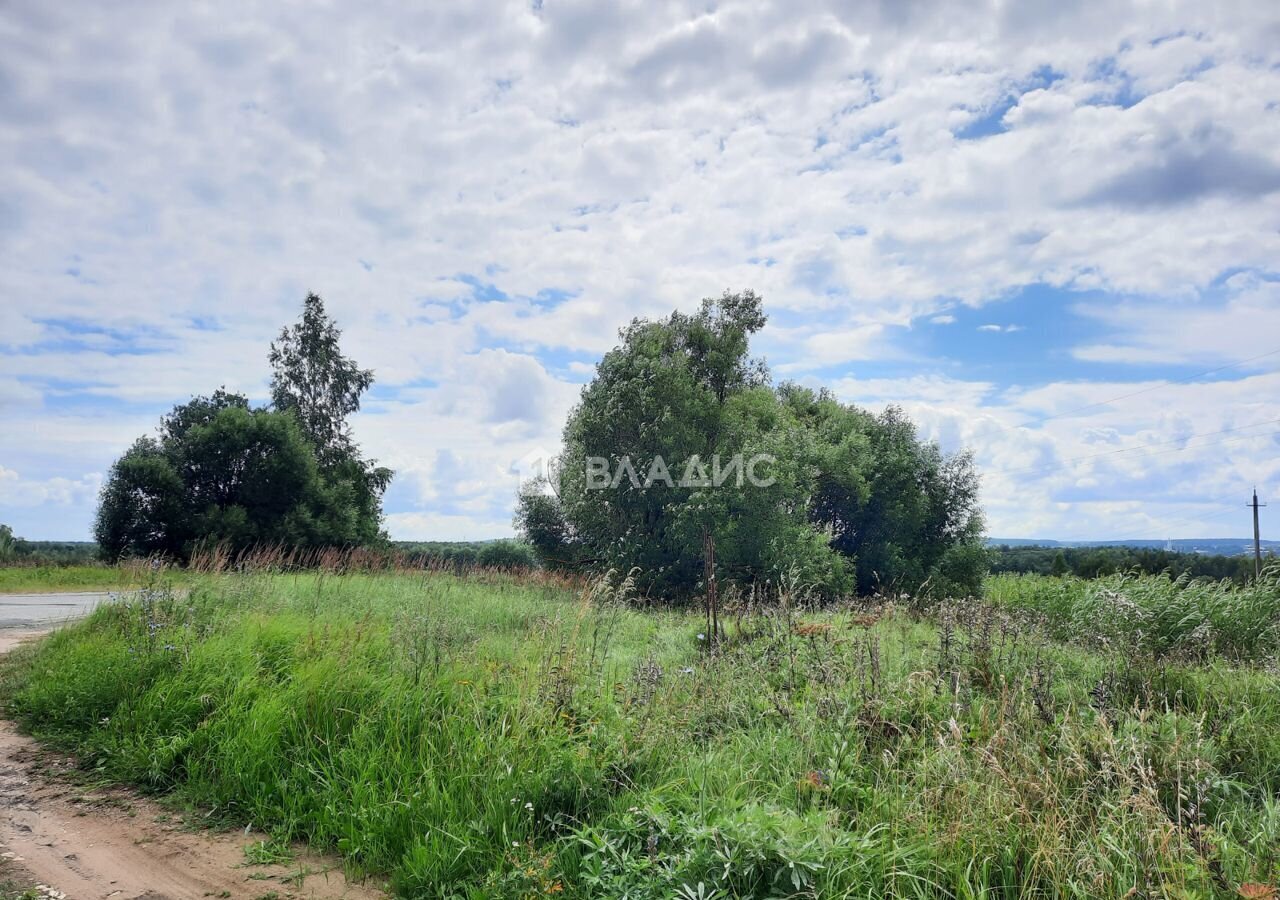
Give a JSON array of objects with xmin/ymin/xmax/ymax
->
[{"xmin": 988, "ymin": 537, "xmax": 1280, "ymax": 556}]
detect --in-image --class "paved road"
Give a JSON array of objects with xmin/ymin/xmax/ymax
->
[{"xmin": 0, "ymin": 592, "xmax": 110, "ymax": 628}]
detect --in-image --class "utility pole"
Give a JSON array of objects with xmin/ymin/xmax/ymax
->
[{"xmin": 1249, "ymin": 488, "xmax": 1266, "ymax": 579}]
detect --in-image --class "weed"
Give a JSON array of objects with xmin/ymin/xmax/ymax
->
[
  {"xmin": 243, "ymin": 838, "xmax": 294, "ymax": 866},
  {"xmin": 3, "ymin": 567, "xmax": 1280, "ymax": 897}
]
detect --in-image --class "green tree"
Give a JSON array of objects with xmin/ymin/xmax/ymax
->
[
  {"xmin": 96, "ymin": 296, "xmax": 392, "ymax": 561},
  {"xmin": 516, "ymin": 290, "xmax": 982, "ymax": 600},
  {"xmin": 0, "ymin": 524, "xmax": 16, "ymax": 562},
  {"xmin": 94, "ymin": 436, "xmax": 190, "ymax": 559},
  {"xmin": 785, "ymin": 388, "xmax": 984, "ymax": 597},
  {"xmin": 477, "ymin": 540, "xmax": 537, "ymax": 570},
  {"xmin": 515, "ymin": 475, "xmax": 582, "ymax": 568},
  {"xmin": 269, "ymin": 293, "xmax": 374, "ymax": 461},
  {"xmin": 519, "ymin": 291, "xmax": 845, "ymax": 598},
  {"xmin": 269, "ymin": 293, "xmax": 391, "ymax": 530},
  {"xmin": 95, "ymin": 401, "xmax": 342, "ymax": 559},
  {"xmin": 1050, "ymin": 550, "xmax": 1069, "ymax": 577}
]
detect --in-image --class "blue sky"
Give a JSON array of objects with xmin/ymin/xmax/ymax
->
[{"xmin": 2, "ymin": 1, "xmax": 1279, "ymax": 542}]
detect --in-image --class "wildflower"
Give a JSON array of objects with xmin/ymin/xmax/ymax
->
[
  {"xmin": 697, "ymin": 633, "xmax": 706, "ymax": 641},
  {"xmin": 524, "ymin": 802, "xmax": 533, "ymax": 811},
  {"xmin": 1238, "ymin": 885, "xmax": 1276, "ymax": 900}
]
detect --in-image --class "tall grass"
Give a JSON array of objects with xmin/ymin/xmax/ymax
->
[
  {"xmin": 0, "ymin": 559, "xmax": 181, "ymax": 593},
  {"xmin": 3, "ymin": 569, "xmax": 1280, "ymax": 897},
  {"xmin": 988, "ymin": 564, "xmax": 1280, "ymax": 661}
]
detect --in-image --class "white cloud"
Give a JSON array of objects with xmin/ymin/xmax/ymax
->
[
  {"xmin": 1073, "ymin": 278, "xmax": 1280, "ymax": 365},
  {"xmin": 0, "ymin": 465, "xmax": 101, "ymax": 513},
  {"xmin": 1, "ymin": 0, "xmax": 1278, "ymax": 540},
  {"xmin": 892, "ymin": 370, "xmax": 1280, "ymax": 541},
  {"xmin": 384, "ymin": 511, "xmax": 514, "ymax": 543}
]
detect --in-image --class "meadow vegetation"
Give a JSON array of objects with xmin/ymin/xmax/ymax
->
[
  {"xmin": 3, "ymin": 563, "xmax": 1279, "ymax": 898},
  {"xmin": 0, "ymin": 561, "xmax": 181, "ymax": 594},
  {"xmin": 6, "ymin": 289, "xmax": 1276, "ymax": 897}
]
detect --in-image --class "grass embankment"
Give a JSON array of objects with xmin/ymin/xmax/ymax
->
[{"xmin": 3, "ymin": 569, "xmax": 1280, "ymax": 898}]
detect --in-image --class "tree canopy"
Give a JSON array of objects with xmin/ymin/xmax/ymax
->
[
  {"xmin": 990, "ymin": 543, "xmax": 1269, "ymax": 584},
  {"xmin": 516, "ymin": 290, "xmax": 985, "ymax": 600},
  {"xmin": 269, "ymin": 293, "xmax": 375, "ymax": 462},
  {"xmin": 96, "ymin": 296, "xmax": 391, "ymax": 561}
]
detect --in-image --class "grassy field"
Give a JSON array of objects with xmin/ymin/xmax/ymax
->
[
  {"xmin": 0, "ymin": 562, "xmax": 183, "ymax": 594},
  {"xmin": 987, "ymin": 566, "xmax": 1280, "ymax": 661},
  {"xmin": 2, "ymin": 567, "xmax": 1279, "ymax": 898}
]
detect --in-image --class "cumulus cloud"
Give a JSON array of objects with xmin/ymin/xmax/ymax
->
[
  {"xmin": 0, "ymin": 466, "xmax": 101, "ymax": 511},
  {"xmin": 1, "ymin": 0, "xmax": 1278, "ymax": 539}
]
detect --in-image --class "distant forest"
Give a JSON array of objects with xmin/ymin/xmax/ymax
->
[
  {"xmin": 0, "ymin": 535, "xmax": 98, "ymax": 566},
  {"xmin": 9, "ymin": 529, "xmax": 1276, "ymax": 586},
  {"xmin": 0, "ymin": 530, "xmax": 538, "ymax": 573},
  {"xmin": 989, "ymin": 543, "xmax": 1274, "ymax": 583}
]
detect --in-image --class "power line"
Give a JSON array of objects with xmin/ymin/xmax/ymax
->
[
  {"xmin": 988, "ymin": 427, "xmax": 1280, "ymax": 484},
  {"xmin": 1111, "ymin": 504, "xmax": 1239, "ymax": 537},
  {"xmin": 992, "ymin": 417, "xmax": 1280, "ymax": 477},
  {"xmin": 1043, "ymin": 427, "xmax": 1280, "ymax": 470},
  {"xmin": 987, "ymin": 347, "xmax": 1280, "ymax": 435},
  {"xmin": 1100, "ymin": 504, "xmax": 1244, "ymax": 543}
]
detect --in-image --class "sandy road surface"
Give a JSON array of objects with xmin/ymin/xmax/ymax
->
[{"xmin": 0, "ymin": 626, "xmax": 387, "ymax": 900}]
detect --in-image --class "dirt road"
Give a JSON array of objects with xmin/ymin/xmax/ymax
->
[{"xmin": 0, "ymin": 627, "xmax": 387, "ymax": 900}]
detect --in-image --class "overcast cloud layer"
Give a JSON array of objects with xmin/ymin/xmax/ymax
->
[{"xmin": 2, "ymin": 0, "xmax": 1279, "ymax": 542}]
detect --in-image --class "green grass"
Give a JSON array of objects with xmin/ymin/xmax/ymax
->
[
  {"xmin": 0, "ymin": 562, "xmax": 178, "ymax": 594},
  {"xmin": 987, "ymin": 564, "xmax": 1280, "ymax": 661},
  {"xmin": 3, "ymin": 568, "xmax": 1280, "ymax": 898}
]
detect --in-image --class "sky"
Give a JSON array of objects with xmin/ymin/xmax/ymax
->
[{"xmin": 2, "ymin": 1, "xmax": 1279, "ymax": 543}]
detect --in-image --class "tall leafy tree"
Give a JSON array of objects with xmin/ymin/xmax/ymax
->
[
  {"xmin": 517, "ymin": 291, "xmax": 986, "ymax": 600},
  {"xmin": 269, "ymin": 293, "xmax": 375, "ymax": 461},
  {"xmin": 269, "ymin": 294, "xmax": 391, "ymax": 527},
  {"xmin": 518, "ymin": 291, "xmax": 849, "ymax": 598},
  {"xmin": 95, "ymin": 399, "xmax": 337, "ymax": 559},
  {"xmin": 790, "ymin": 393, "xmax": 984, "ymax": 596},
  {"xmin": 96, "ymin": 296, "xmax": 393, "ymax": 560}
]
